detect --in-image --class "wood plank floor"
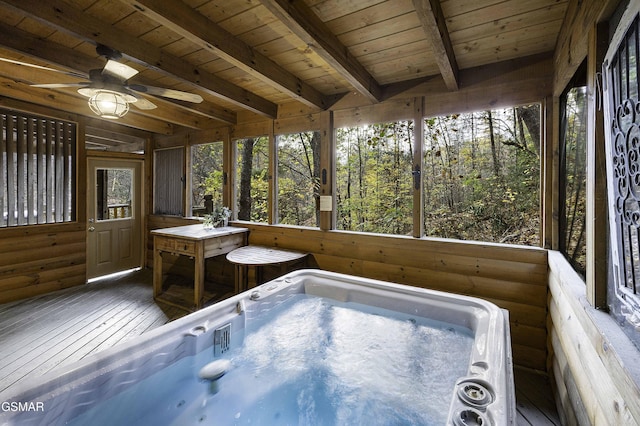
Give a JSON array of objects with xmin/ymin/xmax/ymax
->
[{"xmin": 0, "ymin": 268, "xmax": 560, "ymax": 424}]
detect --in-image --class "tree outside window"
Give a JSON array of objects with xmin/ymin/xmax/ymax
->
[
  {"xmin": 335, "ymin": 121, "xmax": 414, "ymax": 235},
  {"xmin": 560, "ymin": 86, "xmax": 587, "ymax": 276},
  {"xmin": 235, "ymin": 136, "xmax": 269, "ymax": 222},
  {"xmin": 277, "ymin": 131, "xmax": 321, "ymax": 227},
  {"xmin": 191, "ymin": 141, "xmax": 224, "ymax": 217},
  {"xmin": 423, "ymin": 106, "xmax": 540, "ymax": 245}
]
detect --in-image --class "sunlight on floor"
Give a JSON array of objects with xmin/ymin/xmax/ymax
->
[{"xmin": 87, "ymin": 267, "xmax": 142, "ymax": 283}]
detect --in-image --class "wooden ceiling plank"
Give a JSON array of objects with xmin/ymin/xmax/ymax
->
[
  {"xmin": 0, "ymin": 0, "xmax": 278, "ymax": 118},
  {"xmin": 448, "ymin": 2, "xmax": 568, "ymax": 44},
  {"xmin": 321, "ymin": 1, "xmax": 416, "ymax": 37},
  {"xmin": 261, "ymin": 0, "xmax": 383, "ymax": 103},
  {"xmin": 307, "ymin": 0, "xmax": 387, "ymax": 23},
  {"xmin": 412, "ymin": 0, "xmax": 459, "ymax": 91},
  {"xmin": 121, "ymin": 0, "xmax": 330, "ymax": 110}
]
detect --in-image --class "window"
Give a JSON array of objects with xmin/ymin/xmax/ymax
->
[
  {"xmin": 190, "ymin": 141, "xmax": 224, "ymax": 217},
  {"xmin": 277, "ymin": 131, "xmax": 320, "ymax": 227},
  {"xmin": 153, "ymin": 147, "xmax": 184, "ymax": 216},
  {"xmin": 234, "ymin": 136, "xmax": 269, "ymax": 222},
  {"xmin": 1, "ymin": 110, "xmax": 76, "ymax": 227},
  {"xmin": 603, "ymin": 12, "xmax": 640, "ymax": 346},
  {"xmin": 96, "ymin": 168, "xmax": 132, "ymax": 220},
  {"xmin": 335, "ymin": 121, "xmax": 414, "ymax": 235},
  {"xmin": 423, "ymin": 107, "xmax": 540, "ymax": 245},
  {"xmin": 559, "ymin": 79, "xmax": 588, "ymax": 277}
]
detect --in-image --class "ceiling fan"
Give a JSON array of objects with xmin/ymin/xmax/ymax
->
[{"xmin": 0, "ymin": 44, "xmax": 203, "ymax": 119}]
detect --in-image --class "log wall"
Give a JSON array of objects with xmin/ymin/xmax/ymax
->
[
  {"xmin": 232, "ymin": 222, "xmax": 549, "ymax": 371},
  {"xmin": 548, "ymin": 251, "xmax": 640, "ymax": 425},
  {"xmin": 0, "ymin": 224, "xmax": 86, "ymax": 303}
]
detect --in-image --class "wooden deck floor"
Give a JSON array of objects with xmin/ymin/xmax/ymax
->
[{"xmin": 0, "ymin": 269, "xmax": 560, "ymax": 424}]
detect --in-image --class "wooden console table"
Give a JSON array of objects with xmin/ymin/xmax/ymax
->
[
  {"xmin": 226, "ymin": 245, "xmax": 308, "ymax": 293},
  {"xmin": 152, "ymin": 225, "xmax": 248, "ymax": 310}
]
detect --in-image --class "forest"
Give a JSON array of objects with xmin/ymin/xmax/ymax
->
[{"xmin": 191, "ymin": 105, "xmax": 545, "ymax": 247}]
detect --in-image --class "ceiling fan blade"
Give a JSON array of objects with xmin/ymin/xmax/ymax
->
[
  {"xmin": 102, "ymin": 59, "xmax": 139, "ymax": 81},
  {"xmin": 127, "ymin": 84, "xmax": 203, "ymax": 103},
  {"xmin": 31, "ymin": 83, "xmax": 89, "ymax": 88},
  {"xmin": 0, "ymin": 57, "xmax": 88, "ymax": 79},
  {"xmin": 130, "ymin": 94, "xmax": 157, "ymax": 110}
]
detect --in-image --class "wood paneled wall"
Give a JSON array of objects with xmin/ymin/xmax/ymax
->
[
  {"xmin": 0, "ymin": 224, "xmax": 86, "ymax": 303},
  {"xmin": 548, "ymin": 251, "xmax": 640, "ymax": 425},
  {"xmin": 235, "ymin": 222, "xmax": 548, "ymax": 371}
]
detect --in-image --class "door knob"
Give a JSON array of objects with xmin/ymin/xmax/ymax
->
[{"xmin": 88, "ymin": 226, "xmax": 95, "ymax": 232}]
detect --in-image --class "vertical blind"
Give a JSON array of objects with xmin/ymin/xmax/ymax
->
[
  {"xmin": 153, "ymin": 147, "xmax": 184, "ymax": 216},
  {"xmin": 1, "ymin": 110, "xmax": 76, "ymax": 227}
]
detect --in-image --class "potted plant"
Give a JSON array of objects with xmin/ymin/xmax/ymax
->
[{"xmin": 203, "ymin": 206, "xmax": 231, "ymax": 229}]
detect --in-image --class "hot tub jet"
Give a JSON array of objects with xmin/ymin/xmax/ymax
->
[{"xmin": 198, "ymin": 359, "xmax": 231, "ymax": 394}]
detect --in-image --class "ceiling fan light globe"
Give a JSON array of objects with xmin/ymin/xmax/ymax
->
[{"xmin": 88, "ymin": 90, "xmax": 129, "ymax": 119}]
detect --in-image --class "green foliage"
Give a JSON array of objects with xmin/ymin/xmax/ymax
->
[
  {"xmin": 560, "ymin": 87, "xmax": 587, "ymax": 274},
  {"xmin": 191, "ymin": 141, "xmax": 223, "ymax": 216},
  {"xmin": 231, "ymin": 107, "xmax": 542, "ymax": 246},
  {"xmin": 421, "ymin": 107, "xmax": 540, "ymax": 245},
  {"xmin": 277, "ymin": 131, "xmax": 320, "ymax": 227},
  {"xmin": 235, "ymin": 136, "xmax": 269, "ymax": 222},
  {"xmin": 336, "ymin": 121, "xmax": 414, "ymax": 235},
  {"xmin": 334, "ymin": 107, "xmax": 541, "ymax": 245}
]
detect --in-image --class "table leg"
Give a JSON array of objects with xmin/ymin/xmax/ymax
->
[
  {"xmin": 255, "ymin": 266, "xmax": 264, "ymax": 287},
  {"xmin": 194, "ymin": 242, "xmax": 205, "ymax": 309},
  {"xmin": 153, "ymin": 239, "xmax": 162, "ymax": 299},
  {"xmin": 235, "ymin": 265, "xmax": 248, "ymax": 294}
]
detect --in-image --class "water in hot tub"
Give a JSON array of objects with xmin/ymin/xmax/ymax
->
[{"xmin": 69, "ymin": 294, "xmax": 474, "ymax": 425}]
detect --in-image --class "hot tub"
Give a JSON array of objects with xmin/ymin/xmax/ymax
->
[{"xmin": 0, "ymin": 269, "xmax": 515, "ymax": 425}]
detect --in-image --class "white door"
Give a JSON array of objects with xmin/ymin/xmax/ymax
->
[{"xmin": 87, "ymin": 158, "xmax": 143, "ymax": 279}]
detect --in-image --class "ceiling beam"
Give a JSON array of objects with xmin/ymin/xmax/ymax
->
[
  {"xmin": 0, "ymin": 0, "xmax": 278, "ymax": 118},
  {"xmin": 83, "ymin": 118, "xmax": 153, "ymax": 140},
  {"xmin": 260, "ymin": 0, "xmax": 383, "ymax": 103},
  {"xmin": 412, "ymin": 0, "xmax": 459, "ymax": 91},
  {"xmin": 85, "ymin": 126, "xmax": 147, "ymax": 146},
  {"xmin": 123, "ymin": 0, "xmax": 332, "ymax": 111}
]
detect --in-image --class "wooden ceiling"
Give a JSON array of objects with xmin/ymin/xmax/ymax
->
[{"xmin": 0, "ymin": 0, "xmax": 569, "ymax": 136}]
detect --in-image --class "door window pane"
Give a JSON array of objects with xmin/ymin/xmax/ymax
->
[{"xmin": 96, "ymin": 168, "xmax": 133, "ymax": 220}]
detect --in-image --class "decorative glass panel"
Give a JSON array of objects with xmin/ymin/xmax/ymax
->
[{"xmin": 604, "ymin": 14, "xmax": 640, "ymax": 326}]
